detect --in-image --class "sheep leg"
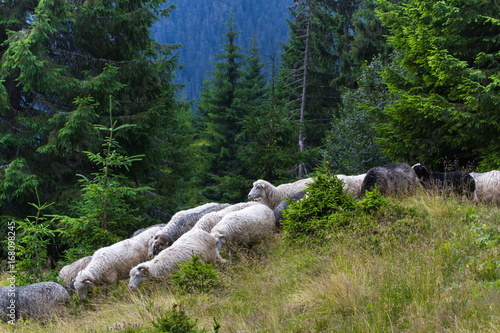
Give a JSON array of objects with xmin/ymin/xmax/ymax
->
[
  {"xmin": 101, "ymin": 284, "xmax": 108, "ymax": 297},
  {"xmin": 215, "ymin": 239, "xmax": 222, "ymax": 255}
]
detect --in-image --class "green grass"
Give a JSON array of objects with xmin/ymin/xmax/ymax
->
[{"xmin": 2, "ymin": 190, "xmax": 500, "ymax": 332}]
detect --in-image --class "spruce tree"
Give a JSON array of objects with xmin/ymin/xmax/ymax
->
[
  {"xmin": 236, "ymin": 37, "xmax": 297, "ymax": 182},
  {"xmin": 278, "ymin": 0, "xmax": 397, "ymax": 177},
  {"xmin": 377, "ymin": 0, "xmax": 500, "ymax": 170},
  {"xmin": 196, "ymin": 14, "xmax": 247, "ymax": 201},
  {"xmin": 278, "ymin": 0, "xmax": 357, "ymax": 176},
  {"xmin": 0, "ymin": 0, "xmax": 189, "ymax": 219},
  {"xmin": 324, "ymin": 56, "xmax": 393, "ymax": 175}
]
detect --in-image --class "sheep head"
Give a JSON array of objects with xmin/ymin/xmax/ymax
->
[
  {"xmin": 147, "ymin": 236, "xmax": 156, "ymax": 259},
  {"xmin": 152, "ymin": 233, "xmax": 171, "ymax": 257},
  {"xmin": 248, "ymin": 180, "xmax": 269, "ymax": 201},
  {"xmin": 412, "ymin": 163, "xmax": 431, "ymax": 181},
  {"xmin": 74, "ymin": 271, "xmax": 95, "ymax": 300},
  {"xmin": 128, "ymin": 266, "xmax": 150, "ymax": 291}
]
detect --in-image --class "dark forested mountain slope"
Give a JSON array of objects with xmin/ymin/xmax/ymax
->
[{"xmin": 151, "ymin": 0, "xmax": 292, "ymax": 101}]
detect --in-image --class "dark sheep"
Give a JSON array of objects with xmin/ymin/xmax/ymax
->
[
  {"xmin": 0, "ymin": 282, "xmax": 71, "ymax": 322},
  {"xmin": 358, "ymin": 163, "xmax": 421, "ymax": 198},
  {"xmin": 412, "ymin": 163, "xmax": 476, "ymax": 199},
  {"xmin": 273, "ymin": 192, "xmax": 305, "ymax": 229}
]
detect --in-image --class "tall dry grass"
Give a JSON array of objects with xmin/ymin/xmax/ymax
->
[{"xmin": 2, "ymin": 190, "xmax": 499, "ymax": 332}]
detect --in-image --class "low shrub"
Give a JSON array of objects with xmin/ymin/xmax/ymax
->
[
  {"xmin": 171, "ymin": 255, "xmax": 221, "ymax": 294},
  {"xmin": 150, "ymin": 304, "xmax": 220, "ymax": 333},
  {"xmin": 282, "ymin": 164, "xmax": 358, "ymax": 244}
]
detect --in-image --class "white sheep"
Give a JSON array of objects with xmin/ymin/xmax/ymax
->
[
  {"xmin": 147, "ymin": 203, "xmax": 230, "ymax": 258},
  {"xmin": 58, "ymin": 255, "xmax": 92, "ymax": 285},
  {"xmin": 247, "ymin": 178, "xmax": 314, "ymax": 210},
  {"xmin": 131, "ymin": 223, "xmax": 167, "ymax": 238},
  {"xmin": 210, "ymin": 203, "xmax": 277, "ymax": 258},
  {"xmin": 128, "ymin": 228, "xmax": 226, "ymax": 291},
  {"xmin": 192, "ymin": 201, "xmax": 259, "ymax": 233},
  {"xmin": 73, "ymin": 225, "xmax": 163, "ymax": 300},
  {"xmin": 336, "ymin": 174, "xmax": 366, "ymax": 197},
  {"xmin": 471, "ymin": 170, "xmax": 500, "ymax": 205}
]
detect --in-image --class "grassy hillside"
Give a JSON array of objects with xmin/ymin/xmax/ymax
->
[{"xmin": 2, "ymin": 190, "xmax": 500, "ymax": 332}]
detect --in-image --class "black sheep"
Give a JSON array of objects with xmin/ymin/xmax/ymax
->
[
  {"xmin": 412, "ymin": 163, "xmax": 475, "ymax": 198},
  {"xmin": 358, "ymin": 163, "xmax": 421, "ymax": 198}
]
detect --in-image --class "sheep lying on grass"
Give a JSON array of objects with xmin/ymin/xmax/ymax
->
[
  {"xmin": 0, "ymin": 282, "xmax": 70, "ymax": 322},
  {"xmin": 247, "ymin": 178, "xmax": 314, "ymax": 210},
  {"xmin": 358, "ymin": 163, "xmax": 420, "ymax": 198},
  {"xmin": 210, "ymin": 203, "xmax": 277, "ymax": 259},
  {"xmin": 147, "ymin": 203, "xmax": 230, "ymax": 259},
  {"xmin": 128, "ymin": 228, "xmax": 226, "ymax": 291},
  {"xmin": 471, "ymin": 170, "xmax": 500, "ymax": 205},
  {"xmin": 412, "ymin": 163, "xmax": 476, "ymax": 199},
  {"xmin": 73, "ymin": 225, "xmax": 163, "ymax": 300}
]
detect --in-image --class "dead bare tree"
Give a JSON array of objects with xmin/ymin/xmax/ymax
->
[{"xmin": 284, "ymin": 0, "xmax": 315, "ymax": 177}]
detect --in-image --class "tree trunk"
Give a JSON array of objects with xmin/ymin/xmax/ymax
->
[{"xmin": 298, "ymin": 0, "xmax": 311, "ymax": 177}]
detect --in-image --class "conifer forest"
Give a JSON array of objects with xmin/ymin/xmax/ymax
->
[{"xmin": 1, "ymin": 0, "xmax": 500, "ymax": 304}]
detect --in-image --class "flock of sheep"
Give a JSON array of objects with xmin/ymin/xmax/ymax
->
[{"xmin": 2, "ymin": 162, "xmax": 500, "ymax": 321}]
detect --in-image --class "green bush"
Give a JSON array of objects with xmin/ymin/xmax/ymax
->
[
  {"xmin": 171, "ymin": 255, "xmax": 221, "ymax": 294},
  {"xmin": 358, "ymin": 185, "xmax": 388, "ymax": 213},
  {"xmin": 282, "ymin": 163, "xmax": 429, "ymax": 253},
  {"xmin": 282, "ymin": 164, "xmax": 358, "ymax": 243},
  {"xmin": 13, "ymin": 189, "xmax": 62, "ymax": 285},
  {"xmin": 151, "ymin": 304, "xmax": 221, "ymax": 333}
]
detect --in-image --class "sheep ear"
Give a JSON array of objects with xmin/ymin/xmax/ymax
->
[
  {"xmin": 139, "ymin": 267, "xmax": 150, "ymax": 276},
  {"xmin": 84, "ymin": 279, "xmax": 92, "ymax": 285}
]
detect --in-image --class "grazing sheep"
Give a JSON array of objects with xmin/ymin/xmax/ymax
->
[
  {"xmin": 192, "ymin": 201, "xmax": 259, "ymax": 233},
  {"xmin": 247, "ymin": 178, "xmax": 314, "ymax": 210},
  {"xmin": 358, "ymin": 163, "xmax": 420, "ymax": 198},
  {"xmin": 147, "ymin": 203, "xmax": 231, "ymax": 259},
  {"xmin": 128, "ymin": 228, "xmax": 226, "ymax": 291},
  {"xmin": 58, "ymin": 255, "xmax": 92, "ymax": 285},
  {"xmin": 73, "ymin": 225, "xmax": 163, "ymax": 300},
  {"xmin": 273, "ymin": 192, "xmax": 305, "ymax": 228},
  {"xmin": 412, "ymin": 163, "xmax": 476, "ymax": 199},
  {"xmin": 210, "ymin": 203, "xmax": 277, "ymax": 258},
  {"xmin": 0, "ymin": 282, "xmax": 70, "ymax": 322},
  {"xmin": 157, "ymin": 202, "xmax": 224, "ymax": 236},
  {"xmin": 131, "ymin": 223, "xmax": 167, "ymax": 238},
  {"xmin": 336, "ymin": 174, "xmax": 366, "ymax": 196},
  {"xmin": 471, "ymin": 170, "xmax": 500, "ymax": 205}
]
